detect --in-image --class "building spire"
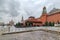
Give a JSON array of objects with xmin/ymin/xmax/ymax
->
[
  {"xmin": 42, "ymin": 6, "xmax": 47, "ymax": 15},
  {"xmin": 21, "ymin": 16, "xmax": 24, "ymax": 22}
]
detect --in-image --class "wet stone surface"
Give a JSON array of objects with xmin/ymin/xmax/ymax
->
[{"xmin": 0, "ymin": 31, "xmax": 60, "ymax": 40}]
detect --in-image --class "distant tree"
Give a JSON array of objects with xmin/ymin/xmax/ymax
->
[
  {"xmin": 15, "ymin": 22, "xmax": 22, "ymax": 28},
  {"xmin": 49, "ymin": 22, "xmax": 54, "ymax": 26},
  {"xmin": 45, "ymin": 21, "xmax": 49, "ymax": 26},
  {"xmin": 49, "ymin": 22, "xmax": 52, "ymax": 26},
  {"xmin": 52, "ymin": 22, "xmax": 54, "ymax": 26}
]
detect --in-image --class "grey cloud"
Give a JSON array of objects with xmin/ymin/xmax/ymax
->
[
  {"xmin": 0, "ymin": 0, "xmax": 60, "ymax": 23},
  {"xmin": 0, "ymin": 0, "xmax": 20, "ymax": 17},
  {"xmin": 8, "ymin": 0, "xmax": 20, "ymax": 17}
]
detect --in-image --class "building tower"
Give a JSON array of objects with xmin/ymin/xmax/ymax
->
[
  {"xmin": 21, "ymin": 16, "xmax": 23, "ymax": 22},
  {"xmin": 21, "ymin": 16, "xmax": 25, "ymax": 26},
  {"xmin": 42, "ymin": 6, "xmax": 47, "ymax": 15},
  {"xmin": 9, "ymin": 20, "xmax": 14, "ymax": 26},
  {"xmin": 40, "ymin": 6, "xmax": 48, "ymax": 24},
  {"xmin": 42, "ymin": 6, "xmax": 48, "ymax": 22},
  {"xmin": 21, "ymin": 16, "xmax": 24, "ymax": 23}
]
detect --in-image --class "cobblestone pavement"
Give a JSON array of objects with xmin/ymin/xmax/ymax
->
[{"xmin": 0, "ymin": 31, "xmax": 60, "ymax": 40}]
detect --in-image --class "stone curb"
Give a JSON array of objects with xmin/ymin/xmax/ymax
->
[{"xmin": 2, "ymin": 29, "xmax": 60, "ymax": 35}]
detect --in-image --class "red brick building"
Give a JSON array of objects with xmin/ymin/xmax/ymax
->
[
  {"xmin": 40, "ymin": 7, "xmax": 60, "ymax": 24},
  {"xmin": 25, "ymin": 16, "xmax": 42, "ymax": 26},
  {"xmin": 24, "ymin": 7, "xmax": 60, "ymax": 26}
]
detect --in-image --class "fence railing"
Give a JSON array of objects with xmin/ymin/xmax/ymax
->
[{"xmin": 0, "ymin": 26, "xmax": 60, "ymax": 35}]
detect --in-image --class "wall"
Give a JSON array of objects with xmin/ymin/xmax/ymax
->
[
  {"xmin": 47, "ymin": 12, "xmax": 60, "ymax": 23},
  {"xmin": 39, "ymin": 14, "xmax": 47, "ymax": 24}
]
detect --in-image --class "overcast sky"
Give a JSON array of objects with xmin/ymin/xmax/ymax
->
[{"xmin": 0, "ymin": 0, "xmax": 60, "ymax": 23}]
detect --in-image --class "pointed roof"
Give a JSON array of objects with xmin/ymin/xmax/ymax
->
[
  {"xmin": 21, "ymin": 16, "xmax": 23, "ymax": 21},
  {"xmin": 42, "ymin": 6, "xmax": 47, "ymax": 14},
  {"xmin": 43, "ymin": 6, "xmax": 46, "ymax": 9},
  {"xmin": 21, "ymin": 16, "xmax": 24, "ymax": 23},
  {"xmin": 49, "ymin": 8, "xmax": 60, "ymax": 14}
]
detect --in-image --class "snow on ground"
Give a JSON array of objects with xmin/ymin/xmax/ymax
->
[
  {"xmin": 0, "ymin": 26, "xmax": 60, "ymax": 40},
  {"xmin": 0, "ymin": 26, "xmax": 60, "ymax": 33}
]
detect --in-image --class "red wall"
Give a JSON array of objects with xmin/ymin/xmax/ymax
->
[
  {"xmin": 39, "ymin": 14, "xmax": 47, "ymax": 24},
  {"xmin": 47, "ymin": 12, "xmax": 60, "ymax": 23},
  {"xmin": 39, "ymin": 12, "xmax": 60, "ymax": 24}
]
